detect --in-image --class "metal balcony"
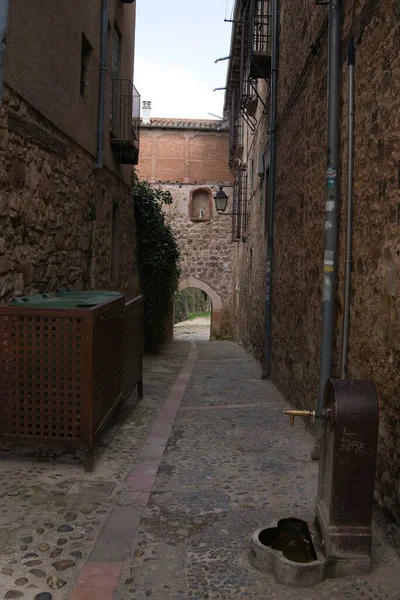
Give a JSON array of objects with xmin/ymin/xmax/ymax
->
[
  {"xmin": 110, "ymin": 79, "xmax": 140, "ymax": 165},
  {"xmin": 249, "ymin": 0, "xmax": 272, "ymax": 79}
]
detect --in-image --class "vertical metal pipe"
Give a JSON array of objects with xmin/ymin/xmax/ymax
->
[
  {"xmin": 0, "ymin": 0, "xmax": 10, "ymax": 107},
  {"xmin": 262, "ymin": 0, "xmax": 279, "ymax": 378},
  {"xmin": 313, "ymin": 0, "xmax": 341, "ymax": 456},
  {"xmin": 341, "ymin": 39, "xmax": 355, "ymax": 378},
  {"xmin": 97, "ymin": 0, "xmax": 108, "ymax": 169}
]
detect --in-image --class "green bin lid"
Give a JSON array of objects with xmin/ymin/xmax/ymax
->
[
  {"xmin": 11, "ymin": 293, "xmax": 54, "ymax": 305},
  {"xmin": 11, "ymin": 295, "xmax": 105, "ymax": 309},
  {"xmin": 56, "ymin": 288, "xmax": 123, "ymax": 298}
]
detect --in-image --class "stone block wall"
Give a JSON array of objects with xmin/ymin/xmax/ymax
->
[
  {"xmin": 0, "ymin": 86, "xmax": 138, "ymax": 304},
  {"xmin": 230, "ymin": 0, "xmax": 400, "ymax": 546},
  {"xmin": 163, "ymin": 183, "xmax": 234, "ymax": 337}
]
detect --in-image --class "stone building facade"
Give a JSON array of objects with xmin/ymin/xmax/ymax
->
[
  {"xmin": 137, "ymin": 118, "xmax": 235, "ymax": 338},
  {"xmin": 225, "ymin": 0, "xmax": 400, "ymax": 547},
  {"xmin": 0, "ymin": 0, "xmax": 140, "ymax": 303}
]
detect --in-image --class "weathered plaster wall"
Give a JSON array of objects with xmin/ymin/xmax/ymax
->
[
  {"xmin": 0, "ymin": 87, "xmax": 138, "ymax": 304},
  {"xmin": 231, "ymin": 0, "xmax": 400, "ymax": 545},
  {"xmin": 137, "ymin": 124, "xmax": 235, "ymax": 337}
]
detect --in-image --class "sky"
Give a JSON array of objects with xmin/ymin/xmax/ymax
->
[{"xmin": 134, "ymin": 0, "xmax": 235, "ymax": 119}]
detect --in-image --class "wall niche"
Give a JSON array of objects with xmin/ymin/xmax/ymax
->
[{"xmin": 190, "ymin": 187, "xmax": 212, "ymax": 221}]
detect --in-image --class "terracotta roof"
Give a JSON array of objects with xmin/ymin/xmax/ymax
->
[{"xmin": 140, "ymin": 117, "xmax": 229, "ymax": 131}]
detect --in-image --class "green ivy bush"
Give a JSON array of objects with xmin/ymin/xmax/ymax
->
[{"xmin": 134, "ymin": 177, "xmax": 181, "ymax": 353}]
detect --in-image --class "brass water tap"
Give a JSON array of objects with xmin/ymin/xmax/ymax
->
[
  {"xmin": 284, "ymin": 409, "xmax": 315, "ymax": 426},
  {"xmin": 284, "ymin": 408, "xmax": 331, "ymax": 426}
]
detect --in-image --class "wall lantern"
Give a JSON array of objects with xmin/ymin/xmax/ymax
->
[{"xmin": 214, "ymin": 187, "xmax": 229, "ymax": 214}]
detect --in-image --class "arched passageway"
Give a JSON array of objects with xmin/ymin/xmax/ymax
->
[
  {"xmin": 178, "ymin": 278, "xmax": 223, "ymax": 341},
  {"xmin": 166, "ymin": 277, "xmax": 223, "ymax": 341},
  {"xmin": 174, "ymin": 288, "xmax": 212, "ymax": 341}
]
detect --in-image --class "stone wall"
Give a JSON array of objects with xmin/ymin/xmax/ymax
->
[
  {"xmin": 271, "ymin": 0, "xmax": 328, "ymax": 410},
  {"xmin": 164, "ymin": 183, "xmax": 233, "ymax": 338},
  {"xmin": 229, "ymin": 0, "xmax": 400, "ymax": 546},
  {"xmin": 231, "ymin": 79, "xmax": 270, "ymax": 359},
  {"xmin": 137, "ymin": 122, "xmax": 235, "ymax": 338},
  {"xmin": 0, "ymin": 86, "xmax": 138, "ymax": 304}
]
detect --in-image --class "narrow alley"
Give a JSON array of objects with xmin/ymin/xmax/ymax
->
[
  {"xmin": 1, "ymin": 341, "xmax": 399, "ymax": 600},
  {"xmin": 1, "ymin": 0, "xmax": 400, "ymax": 598}
]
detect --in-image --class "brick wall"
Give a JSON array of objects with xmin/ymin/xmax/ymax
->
[
  {"xmin": 138, "ymin": 125, "xmax": 233, "ymax": 185},
  {"xmin": 137, "ymin": 123, "xmax": 235, "ymax": 337}
]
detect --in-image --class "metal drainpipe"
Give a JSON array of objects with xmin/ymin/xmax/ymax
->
[
  {"xmin": 313, "ymin": 0, "xmax": 341, "ymax": 458},
  {"xmin": 341, "ymin": 39, "xmax": 355, "ymax": 378},
  {"xmin": 0, "ymin": 0, "xmax": 10, "ymax": 107},
  {"xmin": 262, "ymin": 0, "xmax": 279, "ymax": 378},
  {"xmin": 97, "ymin": 0, "xmax": 108, "ymax": 169}
]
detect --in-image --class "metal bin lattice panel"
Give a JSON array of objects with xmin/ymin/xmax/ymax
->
[
  {"xmin": 93, "ymin": 300, "xmax": 124, "ymax": 434},
  {"xmin": 0, "ymin": 294, "xmax": 144, "ymax": 471},
  {"xmin": 0, "ymin": 313, "xmax": 91, "ymax": 444}
]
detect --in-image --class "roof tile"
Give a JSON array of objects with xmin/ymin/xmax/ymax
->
[{"xmin": 141, "ymin": 117, "xmax": 229, "ymax": 130}]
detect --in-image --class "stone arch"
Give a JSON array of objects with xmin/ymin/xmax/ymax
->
[{"xmin": 178, "ymin": 277, "xmax": 223, "ymax": 340}]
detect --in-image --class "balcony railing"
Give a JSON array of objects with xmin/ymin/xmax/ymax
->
[
  {"xmin": 249, "ymin": 0, "xmax": 272, "ymax": 78},
  {"xmin": 110, "ymin": 79, "xmax": 141, "ymax": 165}
]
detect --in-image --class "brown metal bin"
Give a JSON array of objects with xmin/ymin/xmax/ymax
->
[{"xmin": 0, "ymin": 295, "xmax": 143, "ymax": 471}]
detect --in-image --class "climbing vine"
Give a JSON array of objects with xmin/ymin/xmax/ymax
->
[{"xmin": 134, "ymin": 176, "xmax": 181, "ymax": 353}]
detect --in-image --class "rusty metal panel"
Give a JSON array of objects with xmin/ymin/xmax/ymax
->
[{"xmin": 123, "ymin": 296, "xmax": 143, "ymax": 400}]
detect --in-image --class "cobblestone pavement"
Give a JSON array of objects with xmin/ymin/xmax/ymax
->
[
  {"xmin": 173, "ymin": 318, "xmax": 211, "ymax": 341},
  {"xmin": 1, "ymin": 341, "xmax": 400, "ymax": 600},
  {"xmin": 0, "ymin": 343, "xmax": 189, "ymax": 600}
]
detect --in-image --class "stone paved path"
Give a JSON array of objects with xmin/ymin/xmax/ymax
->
[
  {"xmin": 173, "ymin": 317, "xmax": 211, "ymax": 341},
  {"xmin": 1, "ymin": 341, "xmax": 400, "ymax": 600}
]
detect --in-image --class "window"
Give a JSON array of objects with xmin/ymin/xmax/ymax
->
[
  {"xmin": 111, "ymin": 25, "xmax": 122, "ymax": 80},
  {"xmin": 264, "ymin": 167, "xmax": 270, "ymax": 239},
  {"xmin": 80, "ymin": 34, "xmax": 93, "ymax": 96},
  {"xmin": 111, "ymin": 202, "xmax": 120, "ymax": 283},
  {"xmin": 249, "ymin": 248, "xmax": 253, "ymax": 295},
  {"xmin": 250, "ymin": 159, "xmax": 254, "ymax": 192}
]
